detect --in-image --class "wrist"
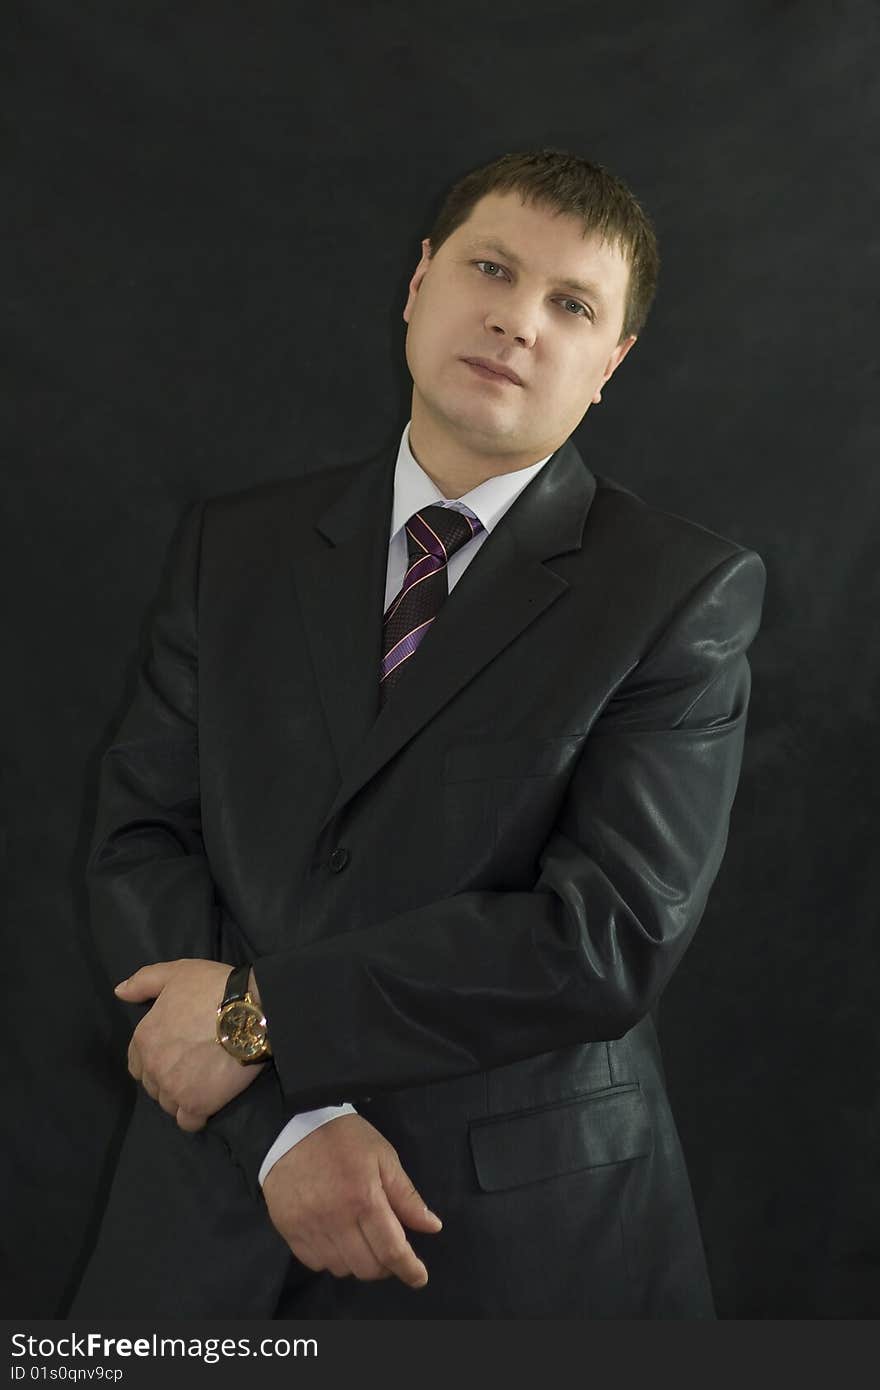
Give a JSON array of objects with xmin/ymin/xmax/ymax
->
[{"xmin": 215, "ymin": 963, "xmax": 271, "ymax": 1065}]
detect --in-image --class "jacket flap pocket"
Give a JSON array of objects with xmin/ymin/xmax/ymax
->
[
  {"xmin": 469, "ymin": 1084, "xmax": 651, "ymax": 1193},
  {"xmin": 444, "ymin": 735, "xmax": 582, "ymax": 783}
]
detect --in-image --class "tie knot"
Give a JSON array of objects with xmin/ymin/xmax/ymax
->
[{"xmin": 405, "ymin": 504, "xmax": 484, "ymax": 568}]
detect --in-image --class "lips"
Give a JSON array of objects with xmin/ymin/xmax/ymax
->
[{"xmin": 461, "ymin": 357, "xmax": 523, "ymax": 386}]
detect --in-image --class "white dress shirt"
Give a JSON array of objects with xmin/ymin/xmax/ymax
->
[{"xmin": 257, "ymin": 420, "xmax": 554, "ymax": 1186}]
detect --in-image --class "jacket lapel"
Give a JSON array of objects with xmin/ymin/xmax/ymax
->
[{"xmin": 291, "ymin": 433, "xmax": 597, "ymax": 832}]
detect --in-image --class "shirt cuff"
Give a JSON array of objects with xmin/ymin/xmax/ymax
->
[{"xmin": 257, "ymin": 1104, "xmax": 358, "ymax": 1188}]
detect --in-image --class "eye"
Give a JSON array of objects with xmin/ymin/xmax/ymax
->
[
  {"xmin": 475, "ymin": 260, "xmax": 509, "ymax": 279},
  {"xmin": 559, "ymin": 298, "xmax": 592, "ymax": 320}
]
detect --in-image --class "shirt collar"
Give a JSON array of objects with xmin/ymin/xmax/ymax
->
[{"xmin": 389, "ymin": 421, "xmax": 555, "ymax": 541}]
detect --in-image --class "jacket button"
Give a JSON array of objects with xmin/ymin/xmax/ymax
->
[{"xmin": 328, "ymin": 846, "xmax": 350, "ymax": 873}]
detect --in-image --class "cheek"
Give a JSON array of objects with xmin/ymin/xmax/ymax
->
[
  {"xmin": 552, "ymin": 365, "xmax": 594, "ymax": 418},
  {"xmin": 408, "ymin": 298, "xmax": 442, "ymax": 356},
  {"xmin": 417, "ymin": 313, "xmax": 462, "ymax": 378},
  {"xmin": 404, "ymin": 312, "xmax": 431, "ymax": 374}
]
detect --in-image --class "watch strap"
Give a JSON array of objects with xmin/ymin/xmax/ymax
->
[{"xmin": 221, "ymin": 962, "xmax": 252, "ymax": 1007}]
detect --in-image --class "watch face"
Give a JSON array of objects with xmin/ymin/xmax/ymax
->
[{"xmin": 218, "ymin": 1001, "xmax": 267, "ymax": 1060}]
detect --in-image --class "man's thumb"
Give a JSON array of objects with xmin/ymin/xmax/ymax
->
[
  {"xmin": 114, "ymin": 963, "xmax": 167, "ymax": 1001},
  {"xmin": 383, "ymin": 1161, "xmax": 443, "ymax": 1233}
]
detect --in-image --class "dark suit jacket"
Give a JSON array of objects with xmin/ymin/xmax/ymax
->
[{"xmin": 71, "ymin": 431, "xmax": 766, "ymax": 1319}]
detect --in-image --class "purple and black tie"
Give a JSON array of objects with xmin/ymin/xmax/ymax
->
[{"xmin": 379, "ymin": 503, "xmax": 484, "ymax": 705}]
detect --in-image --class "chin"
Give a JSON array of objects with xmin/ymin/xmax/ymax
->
[
  {"xmin": 453, "ymin": 416, "xmax": 523, "ymax": 452},
  {"xmin": 434, "ymin": 390, "xmax": 519, "ymax": 436}
]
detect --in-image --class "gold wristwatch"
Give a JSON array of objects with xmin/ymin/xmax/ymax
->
[{"xmin": 216, "ymin": 963, "xmax": 273, "ymax": 1065}]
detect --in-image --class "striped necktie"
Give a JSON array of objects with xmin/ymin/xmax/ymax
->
[{"xmin": 379, "ymin": 503, "xmax": 484, "ymax": 704}]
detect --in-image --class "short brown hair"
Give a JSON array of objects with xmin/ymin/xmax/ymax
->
[{"xmin": 426, "ymin": 147, "xmax": 660, "ymax": 344}]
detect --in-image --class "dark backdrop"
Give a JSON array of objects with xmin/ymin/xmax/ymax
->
[{"xmin": 3, "ymin": 0, "xmax": 877, "ymax": 1319}]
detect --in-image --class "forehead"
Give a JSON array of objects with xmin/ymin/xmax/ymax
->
[{"xmin": 449, "ymin": 190, "xmax": 631, "ymax": 309}]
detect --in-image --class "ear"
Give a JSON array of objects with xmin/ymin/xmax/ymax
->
[
  {"xmin": 403, "ymin": 237, "xmax": 433, "ymax": 324},
  {"xmin": 592, "ymin": 334, "xmax": 638, "ymax": 404}
]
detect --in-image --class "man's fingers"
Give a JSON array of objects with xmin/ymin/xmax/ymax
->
[
  {"xmin": 175, "ymin": 1108, "xmax": 207, "ymax": 1133},
  {"xmin": 156, "ymin": 1089, "xmax": 179, "ymax": 1119},
  {"xmin": 288, "ymin": 1236, "xmax": 322, "ymax": 1273},
  {"xmin": 115, "ymin": 961, "xmax": 177, "ymax": 1002},
  {"xmin": 358, "ymin": 1204, "xmax": 428, "ymax": 1288},
  {"xmin": 334, "ymin": 1223, "xmax": 393, "ymax": 1282},
  {"xmin": 380, "ymin": 1158, "xmax": 443, "ymax": 1236},
  {"xmin": 306, "ymin": 1234, "xmax": 350, "ymax": 1280},
  {"xmin": 289, "ymin": 1235, "xmax": 348, "ymax": 1279}
]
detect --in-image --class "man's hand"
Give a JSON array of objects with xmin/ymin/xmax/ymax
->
[
  {"xmin": 115, "ymin": 959, "xmax": 263, "ymax": 1132},
  {"xmin": 263, "ymin": 1114, "xmax": 443, "ymax": 1288}
]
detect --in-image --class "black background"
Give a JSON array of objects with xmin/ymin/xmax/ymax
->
[{"xmin": 3, "ymin": 0, "xmax": 878, "ymax": 1318}]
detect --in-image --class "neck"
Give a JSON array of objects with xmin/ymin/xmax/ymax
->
[{"xmin": 408, "ymin": 400, "xmax": 553, "ymax": 499}]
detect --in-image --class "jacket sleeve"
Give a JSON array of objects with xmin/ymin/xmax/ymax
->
[
  {"xmin": 252, "ymin": 545, "xmax": 767, "ymax": 1111},
  {"xmin": 85, "ymin": 499, "xmax": 291, "ymax": 1196}
]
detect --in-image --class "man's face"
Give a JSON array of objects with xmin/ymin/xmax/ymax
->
[{"xmin": 402, "ymin": 190, "xmax": 638, "ymax": 463}]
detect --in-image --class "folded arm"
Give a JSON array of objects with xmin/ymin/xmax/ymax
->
[{"xmin": 87, "ymin": 496, "xmax": 765, "ymax": 1188}]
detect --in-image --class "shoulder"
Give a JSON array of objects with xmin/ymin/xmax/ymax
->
[
  {"xmin": 589, "ymin": 469, "xmax": 765, "ymax": 588},
  {"xmin": 182, "ymin": 455, "xmax": 377, "ymax": 565},
  {"xmin": 575, "ymin": 471, "xmax": 767, "ymax": 651},
  {"xmin": 200, "ymin": 458, "xmax": 363, "ymax": 525},
  {"xmin": 592, "ymin": 470, "xmax": 760, "ymax": 563}
]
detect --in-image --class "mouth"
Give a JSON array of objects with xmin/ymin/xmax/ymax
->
[{"xmin": 461, "ymin": 357, "xmax": 523, "ymax": 387}]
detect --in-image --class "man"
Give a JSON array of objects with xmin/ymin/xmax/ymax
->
[{"xmin": 71, "ymin": 148, "xmax": 766, "ymax": 1319}]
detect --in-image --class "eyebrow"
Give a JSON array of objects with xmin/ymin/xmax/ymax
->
[{"xmin": 460, "ymin": 237, "xmax": 609, "ymax": 309}]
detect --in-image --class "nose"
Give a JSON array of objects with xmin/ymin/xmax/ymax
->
[{"xmin": 485, "ymin": 295, "xmax": 538, "ymax": 349}]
